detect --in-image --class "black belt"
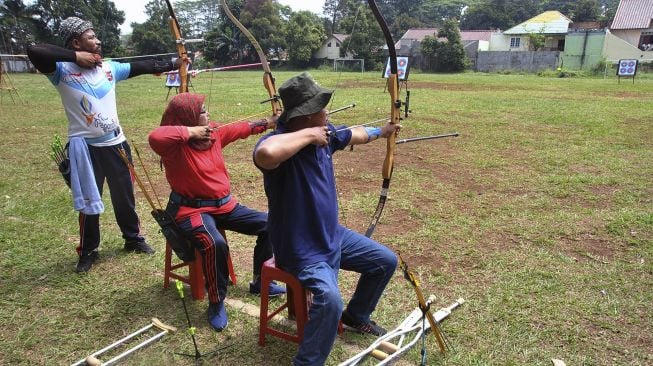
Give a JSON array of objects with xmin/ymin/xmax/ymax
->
[{"xmin": 170, "ymin": 191, "xmax": 231, "ymax": 208}]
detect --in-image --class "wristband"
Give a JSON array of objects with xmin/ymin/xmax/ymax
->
[
  {"xmin": 250, "ymin": 119, "xmax": 268, "ymax": 133},
  {"xmin": 364, "ymin": 127, "xmax": 382, "ymax": 142}
]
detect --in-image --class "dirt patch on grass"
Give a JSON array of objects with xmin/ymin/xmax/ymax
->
[
  {"xmin": 591, "ymin": 91, "xmax": 646, "ymax": 99},
  {"xmin": 557, "ymin": 232, "xmax": 623, "ymax": 263}
]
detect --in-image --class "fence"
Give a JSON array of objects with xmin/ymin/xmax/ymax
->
[
  {"xmin": 475, "ymin": 51, "xmax": 561, "ymax": 72},
  {"xmin": 0, "ymin": 55, "xmax": 34, "ymax": 73}
]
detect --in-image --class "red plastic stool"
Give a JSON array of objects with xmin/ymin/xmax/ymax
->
[
  {"xmin": 258, "ymin": 258, "xmax": 342, "ymax": 346},
  {"xmin": 163, "ymin": 229, "xmax": 237, "ymax": 300}
]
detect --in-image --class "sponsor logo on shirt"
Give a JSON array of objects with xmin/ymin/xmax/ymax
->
[
  {"xmin": 95, "ymin": 114, "xmax": 117, "ymax": 133},
  {"xmin": 62, "ymin": 72, "xmax": 87, "ymax": 85},
  {"xmin": 80, "ymin": 96, "xmax": 95, "ymax": 126},
  {"xmin": 105, "ymin": 70, "xmax": 113, "ymax": 81}
]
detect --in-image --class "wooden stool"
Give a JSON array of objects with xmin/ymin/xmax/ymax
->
[
  {"xmin": 258, "ymin": 258, "xmax": 342, "ymax": 346},
  {"xmin": 163, "ymin": 229, "xmax": 237, "ymax": 300}
]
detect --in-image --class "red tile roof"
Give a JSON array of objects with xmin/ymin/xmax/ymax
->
[
  {"xmin": 399, "ymin": 28, "xmax": 494, "ymax": 42},
  {"xmin": 332, "ymin": 34, "xmax": 349, "ymax": 42},
  {"xmin": 460, "ymin": 30, "xmax": 494, "ymax": 42},
  {"xmin": 401, "ymin": 28, "xmax": 439, "ymax": 40},
  {"xmin": 611, "ymin": 0, "xmax": 653, "ymax": 29}
]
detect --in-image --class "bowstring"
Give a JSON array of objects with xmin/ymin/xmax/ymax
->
[
  {"xmin": 327, "ymin": 3, "xmax": 361, "ymax": 112},
  {"xmin": 330, "ymin": 1, "xmax": 362, "ymax": 227}
]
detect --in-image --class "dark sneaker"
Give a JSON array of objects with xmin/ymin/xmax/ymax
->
[
  {"xmin": 208, "ymin": 301, "xmax": 228, "ymax": 331},
  {"xmin": 75, "ymin": 251, "xmax": 99, "ymax": 273},
  {"xmin": 341, "ymin": 311, "xmax": 387, "ymax": 336},
  {"xmin": 124, "ymin": 240, "xmax": 155, "ymax": 254},
  {"xmin": 249, "ymin": 279, "xmax": 286, "ymax": 297}
]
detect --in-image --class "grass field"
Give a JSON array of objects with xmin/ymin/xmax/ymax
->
[{"xmin": 0, "ymin": 69, "xmax": 651, "ymax": 365}]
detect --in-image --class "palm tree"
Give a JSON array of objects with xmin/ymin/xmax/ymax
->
[{"xmin": 202, "ymin": 22, "xmax": 252, "ymax": 65}]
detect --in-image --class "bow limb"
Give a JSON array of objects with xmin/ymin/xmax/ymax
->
[
  {"xmin": 364, "ymin": 0, "xmax": 401, "ymax": 238},
  {"xmin": 398, "ymin": 253, "xmax": 448, "ymax": 354},
  {"xmin": 165, "ymin": 0, "xmax": 189, "ymax": 93},
  {"xmin": 219, "ymin": 0, "xmax": 282, "ymax": 116}
]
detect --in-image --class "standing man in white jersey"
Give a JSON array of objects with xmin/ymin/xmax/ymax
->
[{"xmin": 27, "ymin": 17, "xmax": 182, "ymax": 272}]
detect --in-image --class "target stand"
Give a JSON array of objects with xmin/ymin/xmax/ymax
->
[{"xmin": 616, "ymin": 59, "xmax": 638, "ymax": 84}]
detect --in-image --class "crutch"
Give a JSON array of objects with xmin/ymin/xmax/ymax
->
[
  {"xmin": 71, "ymin": 318, "xmax": 177, "ymax": 366},
  {"xmin": 339, "ymin": 296, "xmax": 464, "ymax": 366}
]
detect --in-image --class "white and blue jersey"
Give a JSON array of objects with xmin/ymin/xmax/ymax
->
[{"xmin": 48, "ymin": 61, "xmax": 130, "ymax": 146}]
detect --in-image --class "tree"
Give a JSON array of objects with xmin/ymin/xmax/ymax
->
[
  {"xmin": 420, "ymin": 0, "xmax": 468, "ymax": 26},
  {"xmin": 573, "ymin": 0, "xmax": 600, "ymax": 22},
  {"xmin": 128, "ymin": 0, "xmax": 176, "ymax": 57},
  {"xmin": 528, "ymin": 27, "xmax": 546, "ymax": 50},
  {"xmin": 0, "ymin": 0, "xmax": 38, "ymax": 54},
  {"xmin": 239, "ymin": 0, "xmax": 286, "ymax": 61},
  {"xmin": 174, "ymin": 0, "xmax": 221, "ymax": 40},
  {"xmin": 339, "ymin": 3, "xmax": 386, "ymax": 71},
  {"xmin": 421, "ymin": 18, "xmax": 466, "ymax": 72},
  {"xmin": 30, "ymin": 0, "xmax": 125, "ymax": 56},
  {"xmin": 599, "ymin": 0, "xmax": 620, "ymax": 25},
  {"xmin": 460, "ymin": 0, "xmax": 513, "ymax": 30},
  {"xmin": 323, "ymin": 0, "xmax": 357, "ymax": 34},
  {"xmin": 285, "ymin": 10, "xmax": 325, "ymax": 67},
  {"xmin": 460, "ymin": 0, "xmax": 541, "ymax": 30},
  {"xmin": 389, "ymin": 13, "xmax": 423, "ymax": 39},
  {"xmin": 541, "ymin": 0, "xmax": 576, "ymax": 16}
]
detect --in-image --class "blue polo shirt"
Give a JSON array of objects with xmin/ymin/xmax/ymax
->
[{"xmin": 255, "ymin": 123, "xmax": 352, "ymax": 273}]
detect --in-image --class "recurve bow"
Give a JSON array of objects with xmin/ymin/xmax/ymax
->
[
  {"xmin": 365, "ymin": 0, "xmax": 402, "ymax": 238},
  {"xmin": 219, "ymin": 0, "xmax": 282, "ymax": 116},
  {"xmin": 165, "ymin": 0, "xmax": 189, "ymax": 93}
]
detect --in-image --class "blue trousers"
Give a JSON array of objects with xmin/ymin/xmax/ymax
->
[
  {"xmin": 77, "ymin": 141, "xmax": 144, "ymax": 256},
  {"xmin": 289, "ymin": 228, "xmax": 397, "ymax": 366},
  {"xmin": 177, "ymin": 204, "xmax": 273, "ymax": 304}
]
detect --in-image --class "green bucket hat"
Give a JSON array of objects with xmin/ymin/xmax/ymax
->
[{"xmin": 278, "ymin": 72, "xmax": 333, "ymax": 125}]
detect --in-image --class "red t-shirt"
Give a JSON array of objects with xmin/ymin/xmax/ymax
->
[{"xmin": 149, "ymin": 121, "xmax": 264, "ymax": 220}]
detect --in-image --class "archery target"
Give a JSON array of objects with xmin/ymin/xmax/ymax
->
[
  {"xmin": 383, "ymin": 57, "xmax": 410, "ymax": 80},
  {"xmin": 617, "ymin": 59, "xmax": 638, "ymax": 76},
  {"xmin": 166, "ymin": 74, "xmax": 181, "ymax": 87}
]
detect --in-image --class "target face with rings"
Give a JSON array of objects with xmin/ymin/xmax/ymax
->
[
  {"xmin": 383, "ymin": 57, "xmax": 410, "ymax": 80},
  {"xmin": 616, "ymin": 59, "xmax": 637, "ymax": 76}
]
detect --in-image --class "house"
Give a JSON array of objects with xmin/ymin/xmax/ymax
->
[
  {"xmin": 392, "ymin": 28, "xmax": 493, "ymax": 70},
  {"xmin": 609, "ymin": 0, "xmax": 653, "ymax": 51},
  {"xmin": 392, "ymin": 28, "xmax": 492, "ymax": 54},
  {"xmin": 392, "ymin": 28, "xmax": 441, "ymax": 56},
  {"xmin": 490, "ymin": 11, "xmax": 572, "ymax": 51},
  {"xmin": 313, "ymin": 34, "xmax": 352, "ymax": 60}
]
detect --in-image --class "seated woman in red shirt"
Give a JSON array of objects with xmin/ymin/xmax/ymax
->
[{"xmin": 149, "ymin": 93, "xmax": 284, "ymax": 331}]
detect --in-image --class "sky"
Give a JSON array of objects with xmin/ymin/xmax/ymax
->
[{"xmin": 114, "ymin": 0, "xmax": 326, "ymax": 33}]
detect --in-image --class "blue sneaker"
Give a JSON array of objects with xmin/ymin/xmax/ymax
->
[
  {"xmin": 249, "ymin": 279, "xmax": 286, "ymax": 297},
  {"xmin": 207, "ymin": 301, "xmax": 228, "ymax": 331}
]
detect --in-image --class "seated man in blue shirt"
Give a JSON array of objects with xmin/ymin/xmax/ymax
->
[{"xmin": 253, "ymin": 72, "xmax": 399, "ymax": 366}]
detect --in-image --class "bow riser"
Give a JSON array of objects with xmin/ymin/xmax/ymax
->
[
  {"xmin": 165, "ymin": 0, "xmax": 188, "ymax": 93},
  {"xmin": 365, "ymin": 0, "xmax": 401, "ymax": 237}
]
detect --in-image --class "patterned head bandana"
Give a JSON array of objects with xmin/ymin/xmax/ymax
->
[{"xmin": 60, "ymin": 17, "xmax": 94, "ymax": 46}]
